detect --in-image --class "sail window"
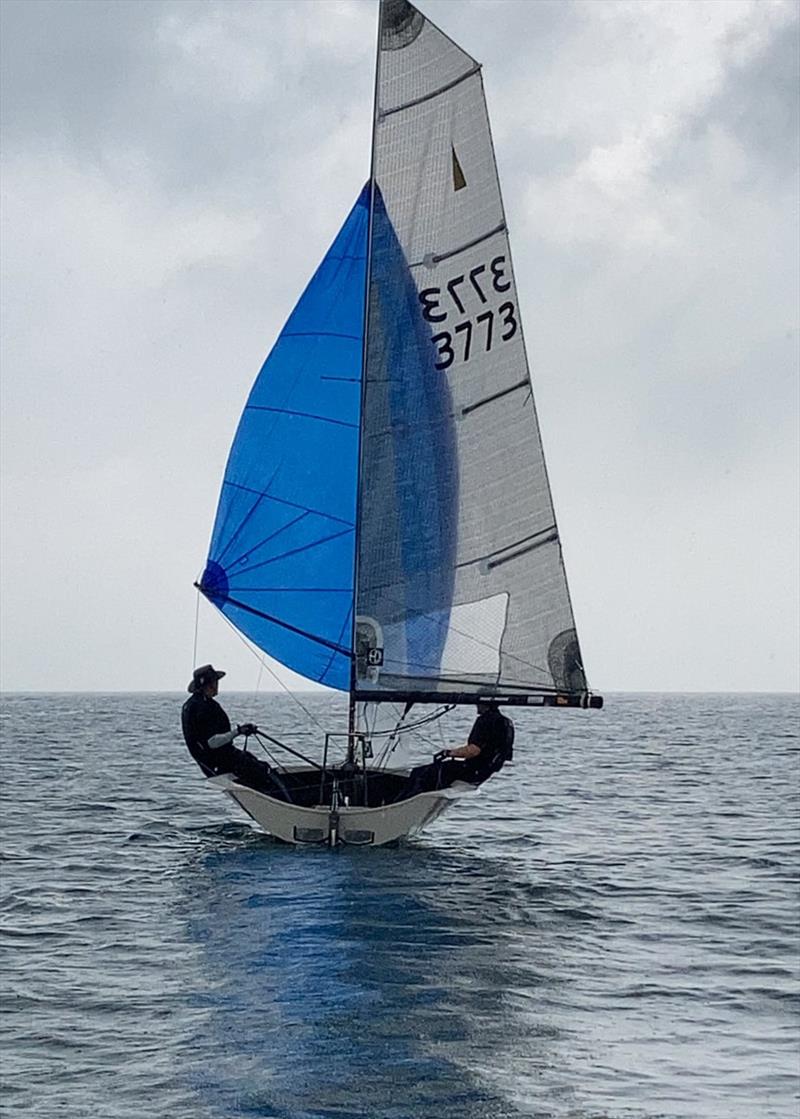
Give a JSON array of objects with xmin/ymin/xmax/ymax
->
[
  {"xmin": 452, "ymin": 146, "xmax": 467, "ymax": 191},
  {"xmin": 439, "ymin": 593, "xmax": 508, "ymax": 678}
]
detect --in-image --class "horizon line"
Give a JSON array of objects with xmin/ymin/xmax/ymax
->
[{"xmin": 1, "ymin": 688, "xmax": 798, "ymax": 697}]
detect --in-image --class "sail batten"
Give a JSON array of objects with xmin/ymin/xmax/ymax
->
[
  {"xmin": 408, "ymin": 223, "xmax": 507, "ymax": 269},
  {"xmin": 378, "ymin": 61, "xmax": 481, "ymax": 118}
]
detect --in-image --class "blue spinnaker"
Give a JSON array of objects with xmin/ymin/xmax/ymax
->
[
  {"xmin": 356, "ymin": 187, "xmax": 458, "ymax": 684},
  {"xmin": 200, "ymin": 189, "xmax": 368, "ymax": 689}
]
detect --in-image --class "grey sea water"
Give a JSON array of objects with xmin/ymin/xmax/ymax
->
[{"xmin": 0, "ymin": 692, "xmax": 798, "ymax": 1119}]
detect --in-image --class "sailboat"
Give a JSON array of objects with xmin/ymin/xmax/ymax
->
[{"xmin": 194, "ymin": 0, "xmax": 602, "ymax": 846}]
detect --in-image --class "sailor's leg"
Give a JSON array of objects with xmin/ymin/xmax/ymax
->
[
  {"xmin": 231, "ymin": 750, "xmax": 287, "ymax": 798},
  {"xmin": 397, "ymin": 761, "xmax": 441, "ymax": 800}
]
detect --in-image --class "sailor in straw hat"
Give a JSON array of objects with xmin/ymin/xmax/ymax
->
[{"xmin": 181, "ymin": 664, "xmax": 274, "ymax": 792}]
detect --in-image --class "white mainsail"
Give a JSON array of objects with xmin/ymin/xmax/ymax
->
[{"xmin": 355, "ymin": 0, "xmax": 587, "ymax": 702}]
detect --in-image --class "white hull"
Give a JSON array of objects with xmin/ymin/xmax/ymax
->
[{"xmin": 206, "ymin": 771, "xmax": 477, "ymax": 846}]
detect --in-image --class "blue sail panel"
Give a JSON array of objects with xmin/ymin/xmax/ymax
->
[
  {"xmin": 200, "ymin": 189, "xmax": 369, "ymax": 690},
  {"xmin": 355, "ymin": 187, "xmax": 459, "ymax": 688}
]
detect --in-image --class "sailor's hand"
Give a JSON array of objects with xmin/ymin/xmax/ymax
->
[{"xmin": 237, "ymin": 723, "xmax": 258, "ymax": 737}]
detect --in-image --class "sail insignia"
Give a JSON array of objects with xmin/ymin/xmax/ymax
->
[{"xmin": 452, "ymin": 146, "xmax": 467, "ymax": 191}]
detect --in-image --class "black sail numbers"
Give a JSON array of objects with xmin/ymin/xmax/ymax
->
[{"xmin": 418, "ymin": 254, "xmax": 518, "ymax": 372}]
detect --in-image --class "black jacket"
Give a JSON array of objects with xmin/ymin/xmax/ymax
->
[
  {"xmin": 463, "ymin": 709, "xmax": 515, "ymax": 781},
  {"xmin": 181, "ymin": 692, "xmax": 234, "ymax": 775}
]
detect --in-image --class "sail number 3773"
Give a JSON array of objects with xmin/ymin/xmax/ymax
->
[{"xmin": 418, "ymin": 255, "xmax": 518, "ymax": 371}]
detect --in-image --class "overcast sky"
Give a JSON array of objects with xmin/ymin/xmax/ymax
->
[{"xmin": 1, "ymin": 0, "xmax": 798, "ymax": 694}]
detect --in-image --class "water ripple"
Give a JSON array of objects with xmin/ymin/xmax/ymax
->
[{"xmin": 0, "ymin": 692, "xmax": 798, "ymax": 1118}]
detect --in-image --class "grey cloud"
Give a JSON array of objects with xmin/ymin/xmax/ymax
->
[
  {"xmin": 717, "ymin": 16, "xmax": 800, "ymax": 176},
  {"xmin": 1, "ymin": 0, "xmax": 797, "ymax": 691},
  {"xmin": 1, "ymin": 0, "xmax": 163, "ymax": 156},
  {"xmin": 662, "ymin": 15, "xmax": 800, "ymax": 185},
  {"xmin": 0, "ymin": 0, "xmax": 370, "ymax": 201}
]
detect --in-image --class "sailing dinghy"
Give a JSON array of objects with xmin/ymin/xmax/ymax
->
[{"xmin": 193, "ymin": 0, "xmax": 602, "ymax": 847}]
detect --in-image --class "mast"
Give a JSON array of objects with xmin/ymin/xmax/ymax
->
[{"xmin": 348, "ymin": 0, "xmax": 384, "ymax": 761}]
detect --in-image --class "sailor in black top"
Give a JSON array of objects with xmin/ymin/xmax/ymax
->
[
  {"xmin": 181, "ymin": 664, "xmax": 276, "ymax": 793},
  {"xmin": 440, "ymin": 701, "xmax": 515, "ymax": 784},
  {"xmin": 400, "ymin": 700, "xmax": 514, "ymax": 798}
]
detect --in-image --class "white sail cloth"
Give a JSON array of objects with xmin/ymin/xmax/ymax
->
[{"xmin": 355, "ymin": 0, "xmax": 586, "ymax": 699}]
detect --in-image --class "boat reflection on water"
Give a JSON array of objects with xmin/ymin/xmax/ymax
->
[{"xmin": 177, "ymin": 833, "xmax": 571, "ymax": 1119}]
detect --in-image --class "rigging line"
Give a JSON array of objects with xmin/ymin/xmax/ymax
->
[
  {"xmin": 397, "ymin": 708, "xmax": 456, "ymax": 760},
  {"xmin": 392, "ymin": 642, "xmax": 546, "ymax": 688},
  {"xmin": 318, "ymin": 604, "xmax": 353, "ymax": 688},
  {"xmin": 253, "ymin": 738, "xmax": 282, "ymax": 770},
  {"xmin": 192, "ymin": 584, "xmax": 201, "ymax": 670},
  {"xmin": 405, "ymin": 705, "xmax": 456, "ymax": 733},
  {"xmin": 214, "ymin": 606, "xmax": 330, "ymax": 735},
  {"xmin": 263, "ymin": 748, "xmax": 283, "ymax": 771},
  {"xmin": 252, "ymin": 654, "xmax": 265, "ymax": 711},
  {"xmin": 383, "ymin": 707, "xmax": 407, "ymax": 763},
  {"xmin": 223, "ymin": 481, "xmax": 354, "ymax": 527},
  {"xmin": 375, "ymin": 705, "xmax": 455, "ymax": 764},
  {"xmin": 436, "ymin": 712, "xmax": 447, "ymax": 754},
  {"xmin": 370, "ymin": 704, "xmax": 454, "ymax": 737},
  {"xmin": 245, "ymin": 405, "xmax": 358, "ymax": 430},
  {"xmin": 374, "ymin": 703, "xmax": 407, "ymax": 768},
  {"xmin": 358, "ymin": 578, "xmax": 554, "ymax": 681},
  {"xmin": 254, "ymin": 730, "xmax": 324, "ymax": 771},
  {"xmin": 402, "ymin": 707, "xmax": 454, "ymax": 751},
  {"xmin": 388, "ymin": 633, "xmax": 549, "ymax": 687},
  {"xmin": 361, "ymin": 591, "xmax": 551, "ymax": 682},
  {"xmin": 360, "ymin": 557, "xmax": 566, "ymax": 680},
  {"xmin": 373, "ymin": 663, "xmax": 558, "ymax": 693},
  {"xmin": 378, "ymin": 718, "xmax": 402, "ymax": 763}
]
